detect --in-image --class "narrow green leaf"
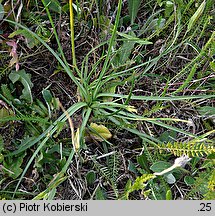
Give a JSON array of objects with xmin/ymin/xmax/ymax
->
[
  {"xmin": 7, "ymin": 102, "xmax": 87, "ymax": 156},
  {"xmin": 187, "ymin": 0, "xmax": 206, "ymax": 32},
  {"xmin": 128, "ymin": 0, "xmax": 142, "ymax": 24},
  {"xmin": 117, "ymin": 31, "xmax": 152, "ymax": 45},
  {"xmin": 97, "ymin": 93, "xmax": 215, "ymax": 101},
  {"xmin": 197, "ymin": 106, "xmax": 215, "ymax": 116},
  {"xmin": 47, "ymin": 188, "xmax": 57, "ymax": 200},
  {"xmin": 0, "ymin": 3, "xmax": 4, "ymax": 20},
  {"xmin": 173, "ymin": 64, "xmax": 197, "ymax": 94},
  {"xmin": 93, "ymin": 0, "xmax": 122, "ymax": 98},
  {"xmin": 6, "ymin": 19, "xmax": 87, "ymax": 100}
]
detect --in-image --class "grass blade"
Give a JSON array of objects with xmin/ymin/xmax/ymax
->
[
  {"xmin": 12, "ymin": 102, "xmax": 86, "ymax": 197},
  {"xmin": 97, "ymin": 93, "xmax": 215, "ymax": 101},
  {"xmin": 69, "ymin": 0, "xmax": 77, "ymax": 69},
  {"xmin": 128, "ymin": 0, "xmax": 142, "ymax": 25},
  {"xmin": 187, "ymin": 0, "xmax": 206, "ymax": 32},
  {"xmin": 93, "ymin": 0, "xmax": 122, "ymax": 98},
  {"xmin": 5, "ymin": 19, "xmax": 87, "ymax": 101}
]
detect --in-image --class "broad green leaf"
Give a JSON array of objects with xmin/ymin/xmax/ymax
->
[
  {"xmin": 114, "ymin": 31, "xmax": 136, "ymax": 65},
  {"xmin": 150, "ymin": 161, "xmax": 172, "ymax": 173},
  {"xmin": 187, "ymin": 0, "xmax": 206, "ymax": 32},
  {"xmin": 86, "ymin": 171, "xmax": 96, "ymax": 186},
  {"xmin": 89, "ymin": 123, "xmax": 112, "ymax": 142},
  {"xmin": 128, "ymin": 0, "xmax": 142, "ymax": 24},
  {"xmin": 42, "ymin": 89, "xmax": 53, "ymax": 117},
  {"xmin": 9, "ymin": 70, "xmax": 33, "ymax": 103},
  {"xmin": 9, "ymin": 29, "xmax": 39, "ymax": 48},
  {"xmin": 0, "ymin": 108, "xmax": 11, "ymax": 126},
  {"xmin": 0, "ymin": 3, "xmax": 4, "ymax": 20},
  {"xmin": 159, "ymin": 130, "xmax": 177, "ymax": 142},
  {"xmin": 43, "ymin": 0, "xmax": 61, "ymax": 13},
  {"xmin": 42, "ymin": 89, "xmax": 53, "ymax": 104},
  {"xmin": 0, "ymin": 103, "xmax": 14, "ymax": 127},
  {"xmin": 119, "ymin": 39, "xmax": 135, "ymax": 64},
  {"xmin": 102, "ymin": 80, "xmax": 120, "ymax": 102},
  {"xmin": 3, "ymin": 153, "xmax": 26, "ymax": 179},
  {"xmin": 166, "ymin": 189, "xmax": 172, "ymax": 200},
  {"xmin": 165, "ymin": 173, "xmax": 176, "ymax": 184},
  {"xmin": 137, "ymin": 154, "xmax": 151, "ymax": 172},
  {"xmin": 128, "ymin": 160, "xmax": 138, "ymax": 174},
  {"xmin": 137, "ymin": 10, "xmax": 164, "ymax": 36},
  {"xmin": 95, "ymin": 186, "xmax": 106, "ymax": 200},
  {"xmin": 165, "ymin": 1, "xmax": 174, "ymax": 17},
  {"xmin": 184, "ymin": 176, "xmax": 195, "ymax": 186}
]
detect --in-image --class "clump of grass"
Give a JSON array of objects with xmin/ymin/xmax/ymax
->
[{"xmin": 0, "ymin": 0, "xmax": 214, "ymax": 200}]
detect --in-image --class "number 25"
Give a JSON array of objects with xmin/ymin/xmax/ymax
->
[{"xmin": 200, "ymin": 203, "xmax": 211, "ymax": 211}]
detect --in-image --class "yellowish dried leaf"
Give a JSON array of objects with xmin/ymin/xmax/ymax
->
[
  {"xmin": 89, "ymin": 123, "xmax": 112, "ymax": 142},
  {"xmin": 74, "ymin": 128, "xmax": 80, "ymax": 151},
  {"xmin": 126, "ymin": 105, "xmax": 138, "ymax": 113}
]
